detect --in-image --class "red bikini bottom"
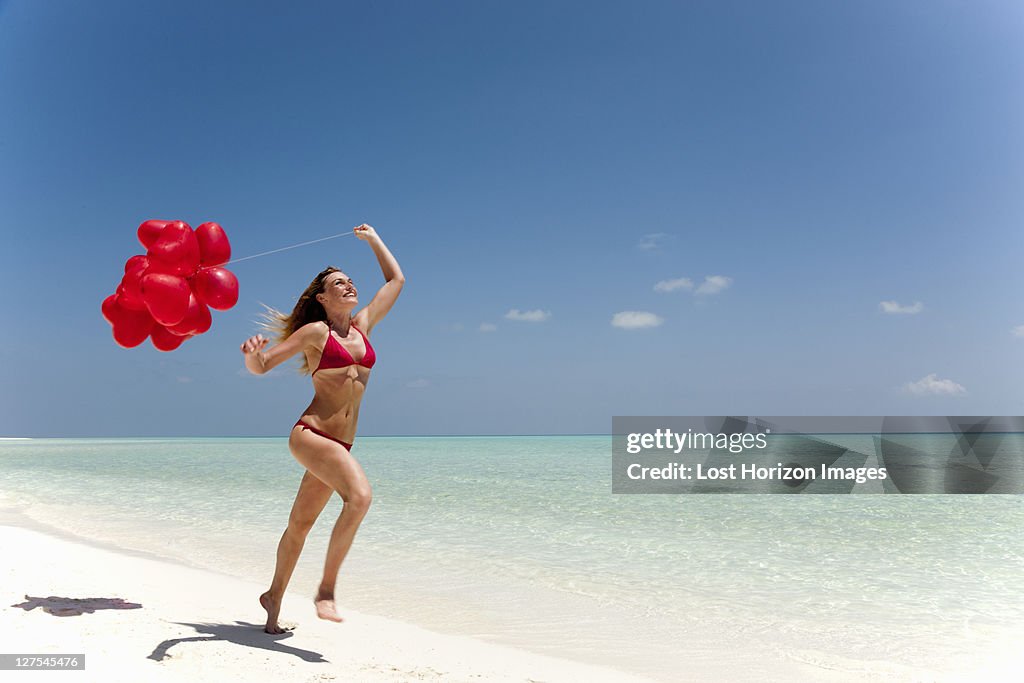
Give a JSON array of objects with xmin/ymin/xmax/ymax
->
[{"xmin": 294, "ymin": 420, "xmax": 353, "ymax": 451}]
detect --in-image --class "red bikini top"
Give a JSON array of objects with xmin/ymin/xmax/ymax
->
[{"xmin": 312, "ymin": 324, "xmax": 376, "ymax": 374}]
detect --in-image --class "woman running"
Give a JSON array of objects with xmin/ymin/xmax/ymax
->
[{"xmin": 240, "ymin": 223, "xmax": 404, "ymax": 633}]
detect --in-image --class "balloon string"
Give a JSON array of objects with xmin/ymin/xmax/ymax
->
[{"xmin": 226, "ymin": 232, "xmax": 355, "ymax": 265}]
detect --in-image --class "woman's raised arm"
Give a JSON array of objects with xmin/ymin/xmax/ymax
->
[{"xmin": 352, "ymin": 224, "xmax": 405, "ymax": 333}]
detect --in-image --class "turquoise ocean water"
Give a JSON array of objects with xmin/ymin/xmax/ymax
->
[{"xmin": 2, "ymin": 436, "xmax": 1023, "ymax": 680}]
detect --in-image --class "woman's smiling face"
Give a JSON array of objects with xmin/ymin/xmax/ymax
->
[{"xmin": 318, "ymin": 271, "xmax": 358, "ymax": 308}]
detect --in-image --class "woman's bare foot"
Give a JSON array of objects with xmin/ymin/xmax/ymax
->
[
  {"xmin": 314, "ymin": 589, "xmax": 344, "ymax": 623},
  {"xmin": 260, "ymin": 591, "xmax": 287, "ymax": 634}
]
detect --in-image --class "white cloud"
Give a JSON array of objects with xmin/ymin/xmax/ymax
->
[
  {"xmin": 479, "ymin": 323, "xmax": 497, "ymax": 332},
  {"xmin": 611, "ymin": 311, "xmax": 664, "ymax": 329},
  {"xmin": 505, "ymin": 309, "xmax": 551, "ymax": 322},
  {"xmin": 406, "ymin": 378, "xmax": 429, "ymax": 389},
  {"xmin": 1012, "ymin": 325, "xmax": 1024, "ymax": 338},
  {"xmin": 695, "ymin": 275, "xmax": 732, "ymax": 295},
  {"xmin": 903, "ymin": 373, "xmax": 966, "ymax": 397},
  {"xmin": 880, "ymin": 300, "xmax": 923, "ymax": 315},
  {"xmin": 653, "ymin": 277, "xmax": 693, "ymax": 293},
  {"xmin": 637, "ymin": 233, "xmax": 669, "ymax": 250}
]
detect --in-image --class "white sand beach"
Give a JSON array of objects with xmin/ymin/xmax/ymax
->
[
  {"xmin": 4, "ymin": 436, "xmax": 1024, "ymax": 683},
  {"xmin": 0, "ymin": 524, "xmax": 653, "ymax": 683},
  {"xmin": 4, "ymin": 517, "xmax": 1024, "ymax": 683}
]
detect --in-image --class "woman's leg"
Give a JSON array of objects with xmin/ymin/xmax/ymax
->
[
  {"xmin": 288, "ymin": 426, "xmax": 373, "ymax": 623},
  {"xmin": 260, "ymin": 469, "xmax": 333, "ymax": 633}
]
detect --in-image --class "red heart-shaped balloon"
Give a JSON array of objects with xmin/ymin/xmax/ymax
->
[
  {"xmin": 111, "ymin": 307, "xmax": 155, "ymax": 348},
  {"xmin": 151, "ymin": 324, "xmax": 190, "ymax": 351},
  {"xmin": 193, "ymin": 266, "xmax": 239, "ymax": 311},
  {"xmin": 196, "ymin": 222, "xmax": 231, "ymax": 267},
  {"xmin": 137, "ymin": 220, "xmax": 171, "ymax": 250},
  {"xmin": 124, "ymin": 254, "xmax": 149, "ymax": 274},
  {"xmin": 148, "ymin": 220, "xmax": 200, "ymax": 277},
  {"xmin": 141, "ymin": 273, "xmax": 191, "ymax": 326},
  {"xmin": 121, "ymin": 264, "xmax": 148, "ymax": 305},
  {"xmin": 167, "ymin": 293, "xmax": 212, "ymax": 336},
  {"xmin": 101, "ymin": 294, "xmax": 121, "ymax": 325},
  {"xmin": 115, "ymin": 283, "xmax": 147, "ymax": 311}
]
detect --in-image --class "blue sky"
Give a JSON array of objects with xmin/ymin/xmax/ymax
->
[{"xmin": 1, "ymin": 0, "xmax": 1022, "ymax": 437}]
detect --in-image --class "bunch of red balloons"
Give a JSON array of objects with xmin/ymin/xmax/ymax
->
[{"xmin": 101, "ymin": 220, "xmax": 239, "ymax": 351}]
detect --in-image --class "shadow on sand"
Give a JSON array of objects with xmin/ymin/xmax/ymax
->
[
  {"xmin": 10, "ymin": 595, "xmax": 326, "ymax": 664},
  {"xmin": 148, "ymin": 621, "xmax": 327, "ymax": 663}
]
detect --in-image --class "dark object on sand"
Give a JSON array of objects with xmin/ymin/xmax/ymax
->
[{"xmin": 12, "ymin": 595, "xmax": 142, "ymax": 617}]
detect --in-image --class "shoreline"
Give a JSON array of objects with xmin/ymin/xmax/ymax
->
[
  {"xmin": 9, "ymin": 513, "xmax": 1012, "ymax": 683},
  {"xmin": 0, "ymin": 521, "xmax": 656, "ymax": 683},
  {"xmin": 4, "ymin": 448, "xmax": 1023, "ymax": 682}
]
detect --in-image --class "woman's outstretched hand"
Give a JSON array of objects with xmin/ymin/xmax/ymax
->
[
  {"xmin": 241, "ymin": 334, "xmax": 268, "ymax": 356},
  {"xmin": 353, "ymin": 224, "xmax": 379, "ymax": 242},
  {"xmin": 241, "ymin": 334, "xmax": 269, "ymax": 374}
]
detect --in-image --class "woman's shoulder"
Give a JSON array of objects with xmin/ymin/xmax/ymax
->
[
  {"xmin": 296, "ymin": 320, "xmax": 329, "ymax": 332},
  {"xmin": 296, "ymin": 320, "xmax": 331, "ymax": 342}
]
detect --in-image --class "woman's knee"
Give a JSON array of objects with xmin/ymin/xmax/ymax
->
[{"xmin": 344, "ymin": 486, "xmax": 373, "ymax": 515}]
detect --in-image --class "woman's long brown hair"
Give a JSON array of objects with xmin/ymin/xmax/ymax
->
[{"xmin": 260, "ymin": 266, "xmax": 349, "ymax": 374}]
